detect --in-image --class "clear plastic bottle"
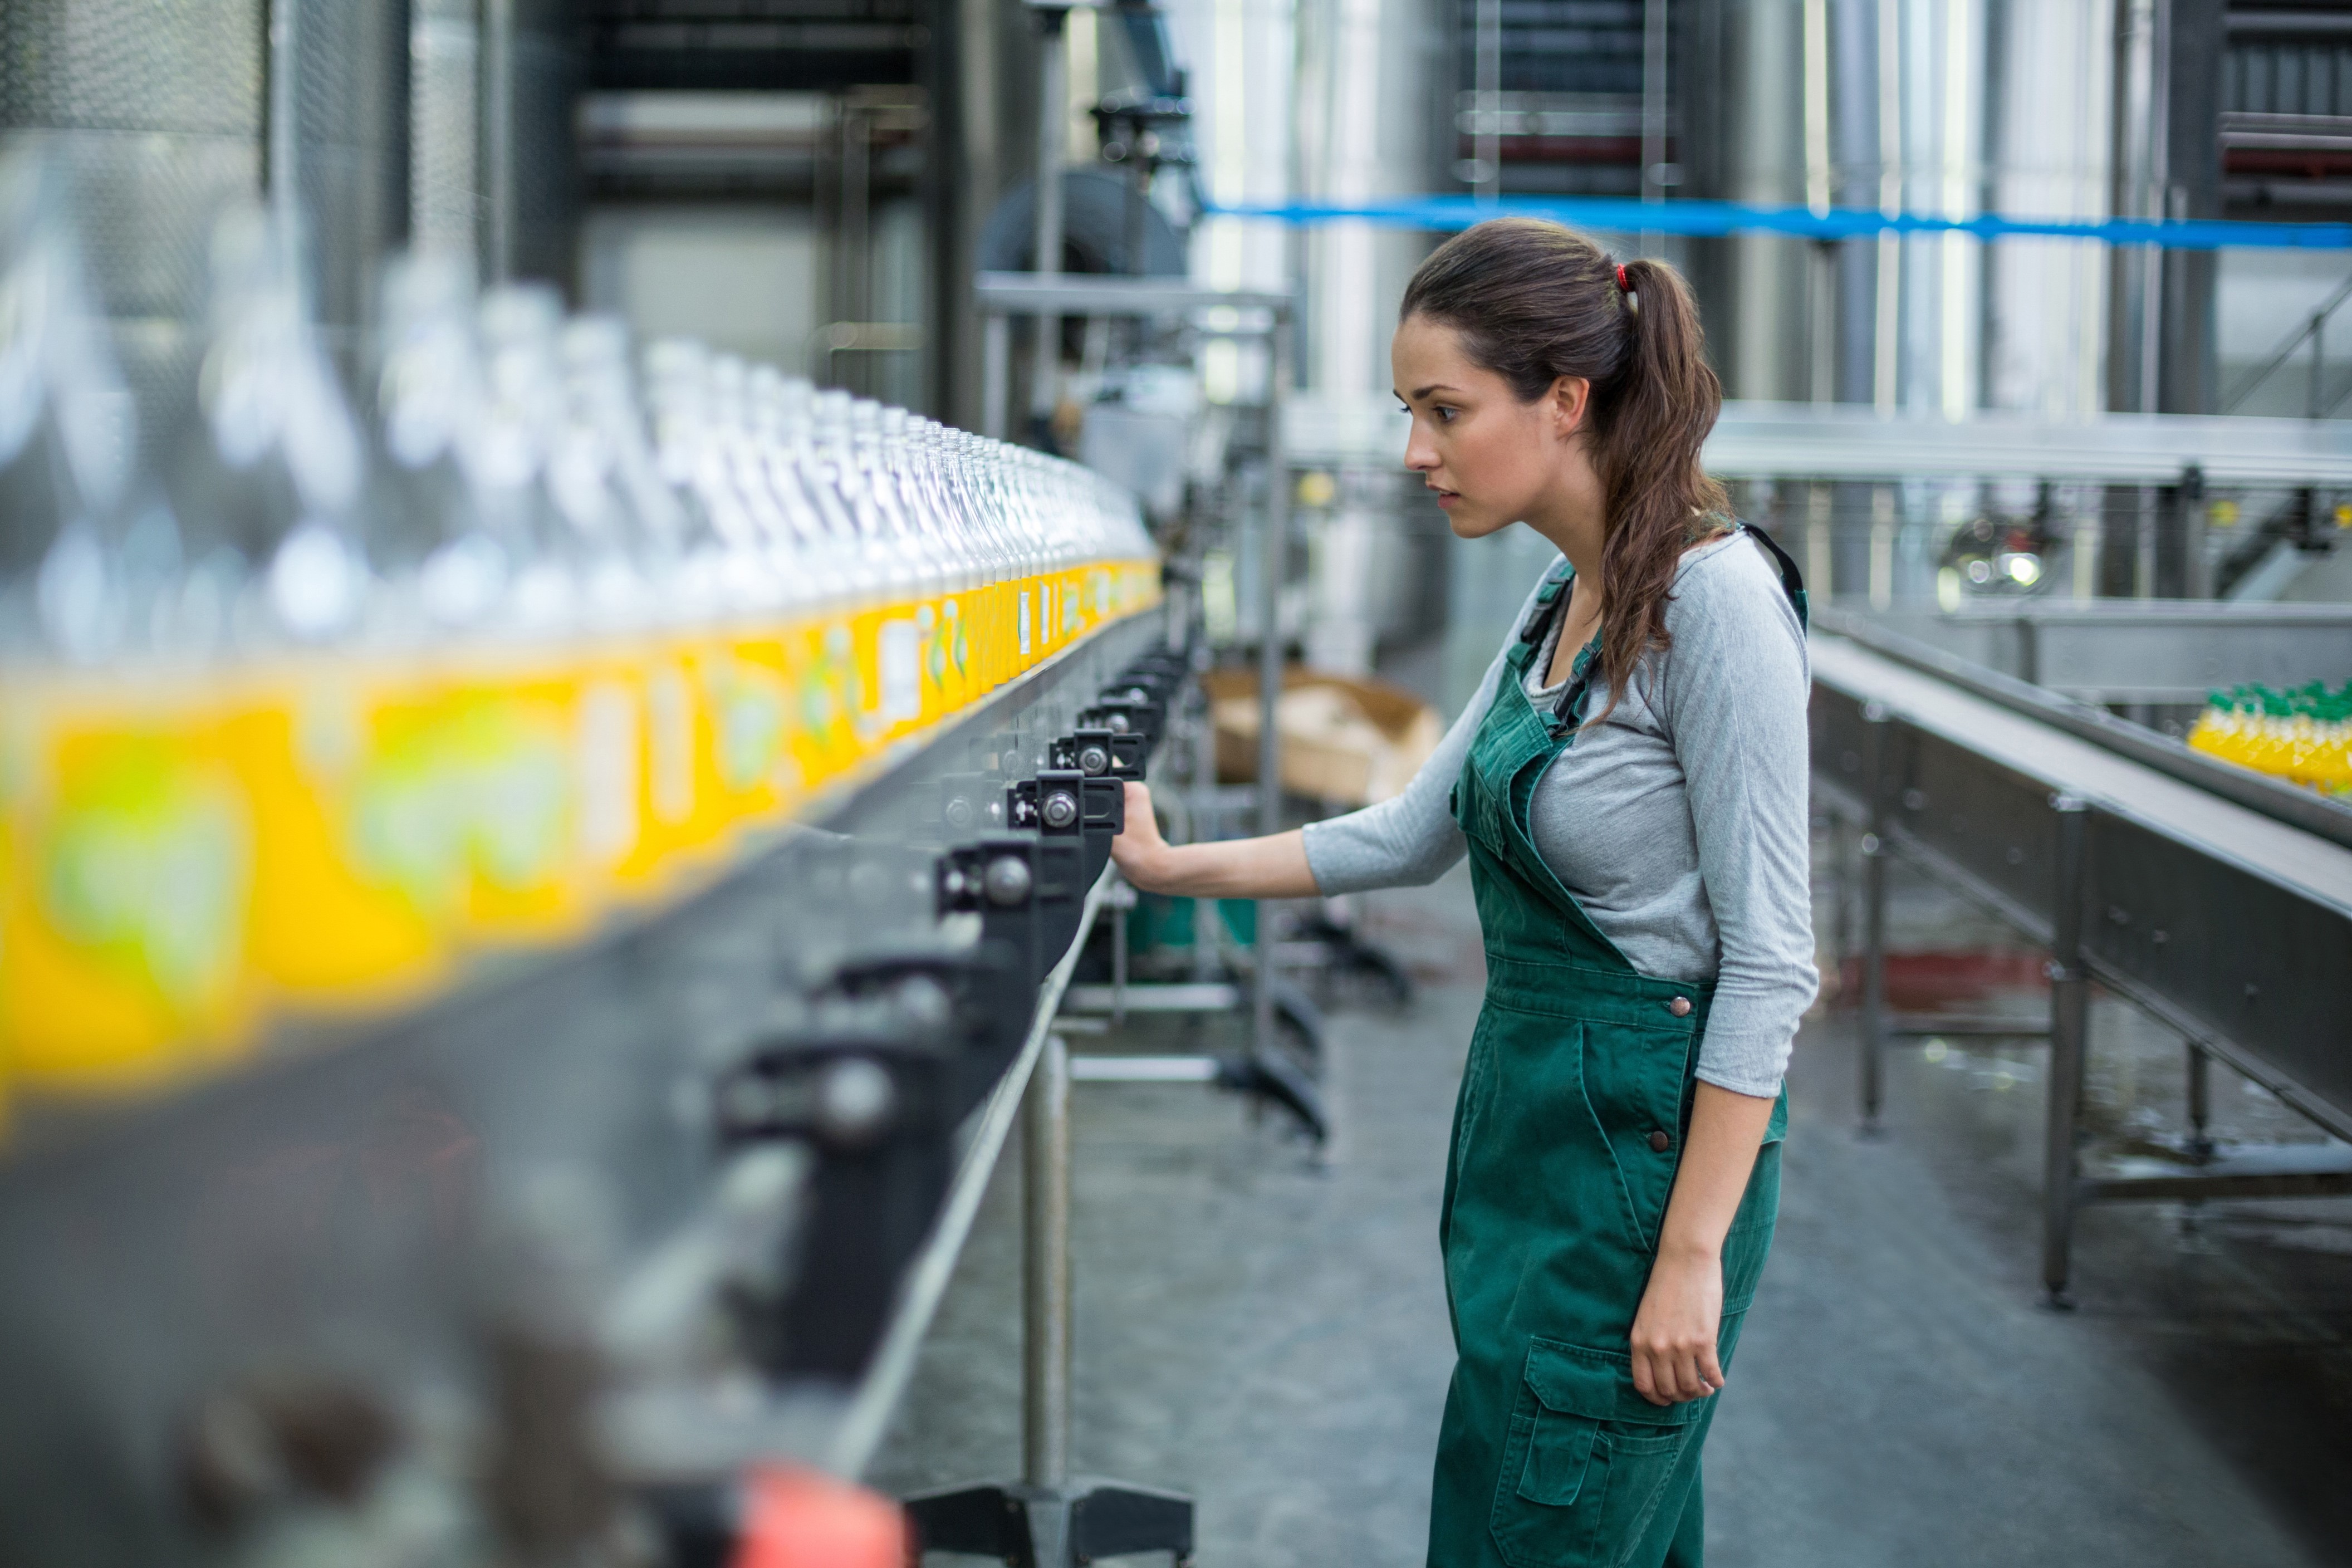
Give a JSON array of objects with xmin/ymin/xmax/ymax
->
[{"xmin": 0, "ymin": 154, "xmax": 263, "ymax": 1092}]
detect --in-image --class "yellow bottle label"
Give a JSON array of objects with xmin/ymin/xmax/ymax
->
[
  {"xmin": 791, "ymin": 618, "xmax": 865, "ymax": 793},
  {"xmin": 442, "ymin": 665, "xmax": 596, "ymax": 943},
  {"xmin": 703, "ymin": 630, "xmax": 801, "ymax": 832},
  {"xmin": 228, "ymin": 661, "xmax": 455, "ymax": 1012},
  {"xmin": 2, "ymin": 685, "xmax": 258, "ymax": 1088}
]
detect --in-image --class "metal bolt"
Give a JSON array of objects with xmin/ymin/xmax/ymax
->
[
  {"xmin": 896, "ymin": 974, "xmax": 952, "ymax": 1030},
  {"xmin": 1104, "ymin": 712, "xmax": 1131, "ymax": 732},
  {"xmin": 1041, "ymin": 790, "xmax": 1080, "ymax": 830},
  {"xmin": 984, "ymin": 855, "xmax": 1033, "ymax": 906},
  {"xmin": 816, "ymin": 1057, "xmax": 896, "ymax": 1145},
  {"xmin": 1077, "ymin": 744, "xmax": 1110, "ymax": 776},
  {"xmin": 945, "ymin": 796, "xmax": 975, "ymax": 829}
]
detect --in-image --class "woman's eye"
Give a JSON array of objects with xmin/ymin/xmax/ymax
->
[{"xmin": 1434, "ymin": 406, "xmax": 1457, "ymax": 424}]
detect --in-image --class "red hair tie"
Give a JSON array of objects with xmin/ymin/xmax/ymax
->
[{"xmin": 1615, "ymin": 262, "xmax": 1631, "ymax": 294}]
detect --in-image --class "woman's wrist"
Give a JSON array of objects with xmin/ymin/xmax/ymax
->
[{"xmin": 1655, "ymin": 1231, "xmax": 1724, "ymax": 1267}]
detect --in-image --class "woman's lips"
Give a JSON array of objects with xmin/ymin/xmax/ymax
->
[{"xmin": 1432, "ymin": 488, "xmax": 1459, "ymax": 508}]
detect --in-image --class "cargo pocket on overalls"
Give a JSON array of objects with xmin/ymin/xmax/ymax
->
[{"xmin": 1488, "ymin": 1340, "xmax": 1701, "ymax": 1568}]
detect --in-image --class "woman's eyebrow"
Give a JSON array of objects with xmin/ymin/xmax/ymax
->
[{"xmin": 1408, "ymin": 383, "xmax": 1461, "ymax": 400}]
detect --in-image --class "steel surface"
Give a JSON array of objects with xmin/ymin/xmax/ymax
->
[{"xmin": 975, "ymin": 270, "xmax": 1292, "ymax": 317}]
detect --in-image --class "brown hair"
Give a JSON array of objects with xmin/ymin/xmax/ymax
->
[{"xmin": 1399, "ymin": 218, "xmax": 1726, "ymax": 722}]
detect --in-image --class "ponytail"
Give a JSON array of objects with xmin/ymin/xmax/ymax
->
[{"xmin": 1399, "ymin": 222, "xmax": 1727, "ymax": 723}]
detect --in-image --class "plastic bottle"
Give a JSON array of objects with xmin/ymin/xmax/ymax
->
[{"xmin": 3, "ymin": 171, "xmax": 260, "ymax": 1090}]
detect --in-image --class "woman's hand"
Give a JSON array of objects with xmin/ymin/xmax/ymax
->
[
  {"xmin": 1111, "ymin": 781, "xmax": 1177, "ymax": 891},
  {"xmin": 1628, "ymin": 1246, "xmax": 1726, "ymax": 1405}
]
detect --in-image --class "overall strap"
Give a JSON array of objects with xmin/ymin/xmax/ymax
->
[
  {"xmin": 1737, "ymin": 519, "xmax": 1811, "ymax": 631},
  {"xmin": 1515, "ymin": 558, "xmax": 1573, "ymax": 649}
]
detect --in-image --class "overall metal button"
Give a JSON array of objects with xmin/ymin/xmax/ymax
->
[
  {"xmin": 1668, "ymin": 996, "xmax": 1693, "ymax": 1017},
  {"xmin": 1648, "ymin": 1130, "xmax": 1672, "ymax": 1153}
]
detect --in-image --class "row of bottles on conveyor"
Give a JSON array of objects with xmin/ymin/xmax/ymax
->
[
  {"xmin": 0, "ymin": 149, "xmax": 1159, "ymax": 1110},
  {"xmin": 2188, "ymin": 681, "xmax": 2352, "ymax": 796}
]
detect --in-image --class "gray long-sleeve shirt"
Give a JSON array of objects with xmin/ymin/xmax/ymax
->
[{"xmin": 1300, "ymin": 531, "xmax": 1816, "ymax": 1097}]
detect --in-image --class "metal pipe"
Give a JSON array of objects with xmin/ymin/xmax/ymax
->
[
  {"xmin": 1640, "ymin": 0, "xmax": 1667, "ymax": 248},
  {"xmin": 265, "ymin": 0, "xmax": 300, "ymax": 243},
  {"xmin": 1022, "ymin": 1032, "xmax": 1073, "ymax": 1488},
  {"xmin": 1474, "ymin": 0, "xmax": 1501, "ymax": 200},
  {"xmin": 482, "ymin": 0, "xmax": 516, "ymax": 282},
  {"xmin": 837, "ymin": 102, "xmax": 874, "ymax": 391},
  {"xmin": 983, "ymin": 312, "xmax": 1012, "ymax": 439},
  {"xmin": 2041, "ymin": 796, "xmax": 2092, "ymax": 1307},
  {"xmin": 1253, "ymin": 317, "xmax": 1291, "ymax": 1068},
  {"xmin": 409, "ymin": 0, "xmax": 482, "ymax": 266},
  {"xmin": 1860, "ymin": 703, "xmax": 1892, "ymax": 1131},
  {"xmin": 1031, "ymin": 9, "xmax": 1069, "ymax": 433}
]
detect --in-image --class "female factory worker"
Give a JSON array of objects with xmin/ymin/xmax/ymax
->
[{"xmin": 1110, "ymin": 217, "xmax": 1815, "ymax": 1568}]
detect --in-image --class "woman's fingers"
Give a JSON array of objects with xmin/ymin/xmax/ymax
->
[
  {"xmin": 1630, "ymin": 1334, "xmax": 1726, "ymax": 1404},
  {"xmin": 1631, "ymin": 1348, "xmax": 1662, "ymax": 1406},
  {"xmin": 1697, "ymin": 1341, "xmax": 1726, "ymax": 1395},
  {"xmin": 1116, "ymin": 781, "xmax": 1155, "ymax": 842},
  {"xmin": 1110, "ymin": 781, "xmax": 1166, "ymax": 888}
]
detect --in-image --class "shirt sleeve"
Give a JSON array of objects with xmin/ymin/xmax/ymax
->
[
  {"xmin": 1659, "ymin": 538, "xmax": 1819, "ymax": 1098},
  {"xmin": 1299, "ymin": 569, "xmax": 1553, "ymax": 895}
]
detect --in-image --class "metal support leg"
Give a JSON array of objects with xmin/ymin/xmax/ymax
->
[
  {"xmin": 1023, "ymin": 1035, "xmax": 1072, "ymax": 1493},
  {"xmin": 1859, "ymin": 705, "xmax": 1891, "ymax": 1134},
  {"xmin": 1110, "ymin": 887, "xmax": 1130, "ymax": 1028},
  {"xmin": 2041, "ymin": 797, "xmax": 2093, "ymax": 1310},
  {"xmin": 903, "ymin": 1034, "xmax": 1196, "ymax": 1565},
  {"xmin": 1831, "ymin": 806, "xmax": 1858, "ymax": 1011},
  {"xmin": 2186, "ymin": 1041, "xmax": 2213, "ymax": 1161}
]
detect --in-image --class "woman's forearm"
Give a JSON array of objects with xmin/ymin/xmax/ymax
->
[
  {"xmin": 1121, "ymin": 827, "xmax": 1321, "ymax": 900},
  {"xmin": 1109, "ymin": 782, "xmax": 1322, "ymax": 899},
  {"xmin": 1658, "ymin": 1081, "xmax": 1777, "ymax": 1261},
  {"xmin": 1627, "ymin": 1079, "xmax": 1777, "ymax": 1405}
]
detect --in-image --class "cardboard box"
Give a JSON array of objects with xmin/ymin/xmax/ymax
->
[{"xmin": 1203, "ymin": 667, "xmax": 1444, "ymax": 807}]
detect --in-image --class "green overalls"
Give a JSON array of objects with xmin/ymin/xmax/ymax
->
[{"xmin": 1430, "ymin": 526, "xmax": 1806, "ymax": 1568}]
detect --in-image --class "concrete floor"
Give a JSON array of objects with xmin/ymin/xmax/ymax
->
[{"xmin": 868, "ymin": 849, "xmax": 2352, "ymax": 1567}]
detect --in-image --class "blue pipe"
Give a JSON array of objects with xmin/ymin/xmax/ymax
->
[{"xmin": 1203, "ymin": 194, "xmax": 2352, "ymax": 252}]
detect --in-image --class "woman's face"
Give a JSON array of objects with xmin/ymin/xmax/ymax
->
[{"xmin": 1392, "ymin": 313, "xmax": 1589, "ymax": 540}]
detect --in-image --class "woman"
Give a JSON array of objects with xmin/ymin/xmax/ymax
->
[{"xmin": 1110, "ymin": 218, "xmax": 1815, "ymax": 1568}]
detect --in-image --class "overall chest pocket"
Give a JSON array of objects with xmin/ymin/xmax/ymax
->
[{"xmin": 1489, "ymin": 1340, "xmax": 1701, "ymax": 1568}]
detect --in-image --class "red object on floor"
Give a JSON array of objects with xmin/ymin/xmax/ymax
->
[
  {"xmin": 731, "ymin": 1464, "xmax": 909, "ymax": 1568},
  {"xmin": 1835, "ymin": 949, "xmax": 2048, "ymax": 1013}
]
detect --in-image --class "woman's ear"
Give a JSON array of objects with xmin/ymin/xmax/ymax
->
[{"xmin": 1548, "ymin": 375, "xmax": 1592, "ymax": 439}]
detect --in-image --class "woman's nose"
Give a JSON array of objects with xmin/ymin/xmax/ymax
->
[{"xmin": 1403, "ymin": 428, "xmax": 1438, "ymax": 472}]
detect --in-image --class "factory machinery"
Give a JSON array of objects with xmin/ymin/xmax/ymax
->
[{"xmin": 0, "ymin": 148, "xmax": 1232, "ymax": 1565}]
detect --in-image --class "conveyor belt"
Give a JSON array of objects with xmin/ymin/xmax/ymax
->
[
  {"xmin": 1812, "ymin": 635, "xmax": 2352, "ymax": 918},
  {"xmin": 1811, "ymin": 634, "xmax": 2352, "ymax": 1149}
]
